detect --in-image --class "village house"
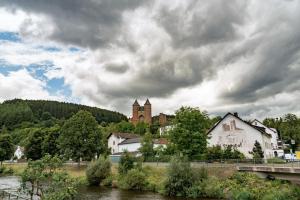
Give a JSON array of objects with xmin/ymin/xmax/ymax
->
[
  {"xmin": 207, "ymin": 113, "xmax": 274, "ymax": 159},
  {"xmin": 107, "ymin": 132, "xmax": 139, "ymax": 154},
  {"xmin": 251, "ymin": 119, "xmax": 284, "ymax": 157},
  {"xmin": 107, "ymin": 132, "xmax": 168, "ymax": 154},
  {"xmin": 118, "ymin": 137, "xmax": 168, "ymax": 153}
]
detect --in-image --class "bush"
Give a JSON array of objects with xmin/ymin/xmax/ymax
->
[
  {"xmin": 163, "ymin": 156, "xmax": 193, "ymax": 197},
  {"xmin": 231, "ymin": 188, "xmax": 253, "ymax": 200},
  {"xmin": 0, "ymin": 166, "xmax": 14, "ymax": 175},
  {"xmin": 118, "ymin": 168, "xmax": 147, "ymax": 190},
  {"xmin": 118, "ymin": 151, "xmax": 135, "ymax": 175},
  {"xmin": 86, "ymin": 156, "xmax": 111, "ymax": 186}
]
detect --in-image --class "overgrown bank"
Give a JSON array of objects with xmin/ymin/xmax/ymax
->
[
  {"xmin": 2, "ymin": 154, "xmax": 300, "ymax": 200},
  {"xmin": 86, "ymin": 153, "xmax": 300, "ymax": 200}
]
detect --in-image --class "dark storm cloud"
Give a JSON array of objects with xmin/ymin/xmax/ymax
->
[
  {"xmin": 1, "ymin": 0, "xmax": 300, "ymax": 117},
  {"xmin": 104, "ymin": 63, "xmax": 129, "ymax": 74},
  {"xmin": 221, "ymin": 10, "xmax": 300, "ymax": 103},
  {"xmin": 1, "ymin": 0, "xmax": 147, "ymax": 49},
  {"xmin": 156, "ymin": 0, "xmax": 247, "ymax": 48}
]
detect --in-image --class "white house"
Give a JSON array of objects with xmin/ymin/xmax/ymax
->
[
  {"xmin": 118, "ymin": 137, "xmax": 168, "ymax": 153},
  {"xmin": 107, "ymin": 132, "xmax": 139, "ymax": 154},
  {"xmin": 14, "ymin": 146, "xmax": 24, "ymax": 160},
  {"xmin": 251, "ymin": 119, "xmax": 284, "ymax": 157},
  {"xmin": 207, "ymin": 113, "xmax": 273, "ymax": 159}
]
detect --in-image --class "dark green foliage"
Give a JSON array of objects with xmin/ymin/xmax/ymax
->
[
  {"xmin": 139, "ymin": 132, "xmax": 155, "ymax": 161},
  {"xmin": 250, "ymin": 140, "xmax": 264, "ymax": 159},
  {"xmin": 206, "ymin": 145, "xmax": 245, "ymax": 160},
  {"xmin": 4, "ymin": 99, "xmax": 127, "ymax": 123},
  {"xmin": 118, "ymin": 151, "xmax": 135, "ymax": 175},
  {"xmin": 164, "ymin": 156, "xmax": 193, "ymax": 197},
  {"xmin": 42, "ymin": 125, "xmax": 61, "ymax": 156},
  {"xmin": 58, "ymin": 110, "xmax": 105, "ymax": 163},
  {"xmin": 168, "ymin": 107, "xmax": 210, "ymax": 160},
  {"xmin": 263, "ymin": 113, "xmax": 300, "ymax": 149},
  {"xmin": 25, "ymin": 129, "xmax": 44, "ymax": 160},
  {"xmin": 134, "ymin": 122, "xmax": 148, "ymax": 135},
  {"xmin": 0, "ymin": 127, "xmax": 14, "ymax": 164},
  {"xmin": 116, "ymin": 121, "xmax": 135, "ymax": 133},
  {"xmin": 0, "ymin": 102, "xmax": 33, "ymax": 129},
  {"xmin": 86, "ymin": 156, "xmax": 111, "ymax": 186}
]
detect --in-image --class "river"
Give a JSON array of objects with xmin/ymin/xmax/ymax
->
[{"xmin": 0, "ymin": 176, "xmax": 207, "ymax": 200}]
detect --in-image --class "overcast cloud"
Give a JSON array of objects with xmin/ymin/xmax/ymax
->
[{"xmin": 0, "ymin": 0, "xmax": 300, "ymax": 119}]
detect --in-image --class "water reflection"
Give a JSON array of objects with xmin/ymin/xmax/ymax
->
[{"xmin": 77, "ymin": 186, "xmax": 189, "ymax": 200}]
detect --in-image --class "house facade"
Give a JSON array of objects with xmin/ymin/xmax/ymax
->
[
  {"xmin": 107, "ymin": 132, "xmax": 139, "ymax": 154},
  {"xmin": 207, "ymin": 113, "xmax": 273, "ymax": 159}
]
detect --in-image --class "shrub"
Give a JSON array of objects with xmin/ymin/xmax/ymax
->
[
  {"xmin": 231, "ymin": 188, "xmax": 253, "ymax": 200},
  {"xmin": 202, "ymin": 177, "xmax": 225, "ymax": 199},
  {"xmin": 163, "ymin": 156, "xmax": 193, "ymax": 197},
  {"xmin": 118, "ymin": 151, "xmax": 135, "ymax": 175},
  {"xmin": 86, "ymin": 156, "xmax": 111, "ymax": 186},
  {"xmin": 192, "ymin": 167, "xmax": 208, "ymax": 182},
  {"xmin": 118, "ymin": 168, "xmax": 147, "ymax": 190},
  {"xmin": 0, "ymin": 166, "xmax": 14, "ymax": 175}
]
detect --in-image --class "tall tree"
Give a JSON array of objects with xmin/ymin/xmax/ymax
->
[
  {"xmin": 0, "ymin": 127, "xmax": 14, "ymax": 165},
  {"xmin": 250, "ymin": 140, "xmax": 264, "ymax": 159},
  {"xmin": 134, "ymin": 122, "xmax": 148, "ymax": 135},
  {"xmin": 139, "ymin": 132, "xmax": 155, "ymax": 161},
  {"xmin": 25, "ymin": 129, "xmax": 44, "ymax": 160},
  {"xmin": 58, "ymin": 110, "xmax": 105, "ymax": 166},
  {"xmin": 168, "ymin": 107, "xmax": 210, "ymax": 160},
  {"xmin": 42, "ymin": 125, "xmax": 61, "ymax": 156}
]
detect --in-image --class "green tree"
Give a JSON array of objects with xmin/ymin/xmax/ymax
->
[
  {"xmin": 168, "ymin": 107, "xmax": 210, "ymax": 160},
  {"xmin": 0, "ymin": 127, "xmax": 14, "ymax": 165},
  {"xmin": 42, "ymin": 125, "xmax": 61, "ymax": 156},
  {"xmin": 134, "ymin": 122, "xmax": 148, "ymax": 135},
  {"xmin": 139, "ymin": 132, "xmax": 155, "ymax": 161},
  {"xmin": 118, "ymin": 151, "xmax": 135, "ymax": 175},
  {"xmin": 58, "ymin": 110, "xmax": 104, "ymax": 166},
  {"xmin": 116, "ymin": 121, "xmax": 135, "ymax": 133},
  {"xmin": 25, "ymin": 129, "xmax": 44, "ymax": 160},
  {"xmin": 250, "ymin": 140, "xmax": 264, "ymax": 159}
]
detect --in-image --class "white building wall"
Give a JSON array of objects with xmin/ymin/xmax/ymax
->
[
  {"xmin": 252, "ymin": 120, "xmax": 279, "ymax": 150},
  {"xmin": 118, "ymin": 143, "xmax": 141, "ymax": 153},
  {"xmin": 208, "ymin": 114, "xmax": 273, "ymax": 159},
  {"xmin": 108, "ymin": 135, "xmax": 126, "ymax": 154}
]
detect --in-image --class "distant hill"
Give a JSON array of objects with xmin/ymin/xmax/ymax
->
[{"xmin": 0, "ymin": 99, "xmax": 127, "ymax": 128}]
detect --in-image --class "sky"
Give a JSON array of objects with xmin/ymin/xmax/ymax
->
[{"xmin": 0, "ymin": 0, "xmax": 300, "ymax": 120}]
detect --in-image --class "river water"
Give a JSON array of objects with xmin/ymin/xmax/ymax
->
[{"xmin": 0, "ymin": 176, "xmax": 206, "ymax": 200}]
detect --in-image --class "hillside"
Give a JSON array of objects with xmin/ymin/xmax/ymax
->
[{"xmin": 0, "ymin": 99, "xmax": 127, "ymax": 129}]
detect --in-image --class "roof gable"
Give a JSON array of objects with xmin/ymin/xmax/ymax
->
[
  {"xmin": 107, "ymin": 132, "xmax": 139, "ymax": 139},
  {"xmin": 207, "ymin": 113, "xmax": 271, "ymax": 137}
]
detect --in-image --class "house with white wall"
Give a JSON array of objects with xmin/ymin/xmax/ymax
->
[
  {"xmin": 107, "ymin": 132, "xmax": 139, "ymax": 154},
  {"xmin": 118, "ymin": 137, "xmax": 168, "ymax": 153},
  {"xmin": 251, "ymin": 119, "xmax": 284, "ymax": 157},
  {"xmin": 207, "ymin": 113, "xmax": 273, "ymax": 159}
]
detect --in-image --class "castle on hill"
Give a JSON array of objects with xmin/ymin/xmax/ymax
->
[{"xmin": 130, "ymin": 99, "xmax": 172, "ymax": 126}]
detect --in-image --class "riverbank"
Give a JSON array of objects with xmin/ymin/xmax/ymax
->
[{"xmin": 3, "ymin": 162, "xmax": 300, "ymax": 200}]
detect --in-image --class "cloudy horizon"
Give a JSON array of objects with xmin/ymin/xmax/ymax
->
[{"xmin": 0, "ymin": 0, "xmax": 300, "ymax": 120}]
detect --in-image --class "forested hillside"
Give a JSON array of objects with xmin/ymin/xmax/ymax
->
[{"xmin": 0, "ymin": 99, "xmax": 127, "ymax": 129}]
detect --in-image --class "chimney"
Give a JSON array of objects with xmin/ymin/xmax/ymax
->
[{"xmin": 233, "ymin": 112, "xmax": 238, "ymax": 117}]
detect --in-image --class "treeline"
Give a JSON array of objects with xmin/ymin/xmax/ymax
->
[
  {"xmin": 263, "ymin": 113, "xmax": 300, "ymax": 150},
  {"xmin": 0, "ymin": 99, "xmax": 127, "ymax": 129}
]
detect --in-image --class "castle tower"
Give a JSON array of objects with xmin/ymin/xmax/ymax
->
[
  {"xmin": 132, "ymin": 99, "xmax": 140, "ymax": 125},
  {"xmin": 144, "ymin": 99, "xmax": 152, "ymax": 124}
]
